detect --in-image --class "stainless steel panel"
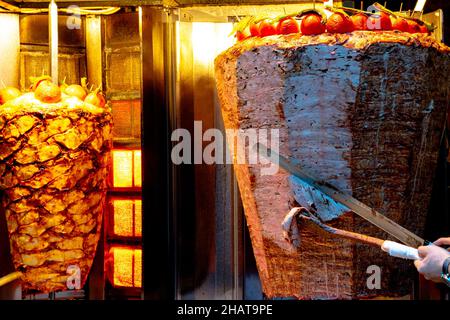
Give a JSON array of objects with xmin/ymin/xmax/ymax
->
[
  {"xmin": 10, "ymin": 0, "xmax": 305, "ymax": 7},
  {"xmin": 20, "ymin": 14, "xmax": 85, "ymax": 47},
  {"xmin": 140, "ymin": 5, "xmax": 246, "ymax": 300},
  {"xmin": 86, "ymin": 15, "xmax": 103, "ymax": 89},
  {"xmin": 8, "ymin": 0, "xmax": 163, "ymax": 7},
  {"xmin": 174, "ymin": 17, "xmax": 245, "ymax": 300},
  {"xmin": 105, "ymin": 12, "xmax": 140, "ymax": 47},
  {"xmin": 140, "ymin": 6, "xmax": 175, "ymax": 300},
  {"xmin": 178, "ymin": 2, "xmax": 326, "ymax": 22},
  {"xmin": 0, "ymin": 13, "xmax": 20, "ymax": 87},
  {"xmin": 423, "ymin": 9, "xmax": 444, "ymax": 42}
]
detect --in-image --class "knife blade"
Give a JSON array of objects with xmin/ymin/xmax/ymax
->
[{"xmin": 256, "ymin": 143, "xmax": 425, "ymax": 248}]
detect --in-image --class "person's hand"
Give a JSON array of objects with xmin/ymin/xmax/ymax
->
[
  {"xmin": 414, "ymin": 243, "xmax": 450, "ymax": 283},
  {"xmin": 433, "ymin": 237, "xmax": 450, "ymax": 249}
]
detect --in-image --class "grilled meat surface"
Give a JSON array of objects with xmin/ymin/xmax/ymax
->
[
  {"xmin": 215, "ymin": 31, "xmax": 450, "ymax": 299},
  {"xmin": 0, "ymin": 93, "xmax": 112, "ymax": 293}
]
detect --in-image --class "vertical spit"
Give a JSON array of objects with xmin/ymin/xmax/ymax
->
[{"xmin": 49, "ymin": 0, "xmax": 58, "ymax": 84}]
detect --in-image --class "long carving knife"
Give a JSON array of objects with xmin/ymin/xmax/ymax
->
[{"xmin": 256, "ymin": 143, "xmax": 426, "ymax": 248}]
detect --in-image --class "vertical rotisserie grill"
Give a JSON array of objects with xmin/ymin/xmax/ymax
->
[{"xmin": 0, "ymin": 0, "xmax": 448, "ymax": 301}]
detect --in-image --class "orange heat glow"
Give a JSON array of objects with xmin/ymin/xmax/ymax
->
[
  {"xmin": 113, "ymin": 150, "xmax": 133, "ymax": 187},
  {"xmin": 134, "ymin": 150, "xmax": 142, "ymax": 187},
  {"xmin": 112, "ymin": 199, "xmax": 142, "ymax": 237},
  {"xmin": 134, "ymin": 200, "xmax": 142, "ymax": 237},
  {"xmin": 112, "ymin": 149, "xmax": 141, "ymax": 188},
  {"xmin": 110, "ymin": 246, "xmax": 142, "ymax": 288}
]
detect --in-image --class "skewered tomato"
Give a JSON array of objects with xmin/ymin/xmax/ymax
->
[
  {"xmin": 277, "ymin": 17, "xmax": 300, "ymax": 35},
  {"xmin": 249, "ymin": 22, "xmax": 260, "ymax": 37},
  {"xmin": 236, "ymin": 28, "xmax": 251, "ymax": 41},
  {"xmin": 367, "ymin": 11, "xmax": 392, "ymax": 31},
  {"xmin": 351, "ymin": 13, "xmax": 368, "ymax": 31},
  {"xmin": 391, "ymin": 16, "xmax": 409, "ymax": 32},
  {"xmin": 258, "ymin": 19, "xmax": 277, "ymax": 37},
  {"xmin": 419, "ymin": 24, "xmax": 428, "ymax": 33},
  {"xmin": 326, "ymin": 12, "xmax": 354, "ymax": 33},
  {"xmin": 300, "ymin": 13, "xmax": 326, "ymax": 35},
  {"xmin": 0, "ymin": 87, "xmax": 21, "ymax": 105},
  {"xmin": 34, "ymin": 80, "xmax": 61, "ymax": 103},
  {"xmin": 407, "ymin": 20, "xmax": 421, "ymax": 33}
]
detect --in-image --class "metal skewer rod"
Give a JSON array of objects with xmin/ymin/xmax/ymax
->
[
  {"xmin": 0, "ymin": 272, "xmax": 22, "ymax": 287},
  {"xmin": 49, "ymin": 0, "xmax": 58, "ymax": 84}
]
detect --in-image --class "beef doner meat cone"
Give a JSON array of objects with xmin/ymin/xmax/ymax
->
[
  {"xmin": 0, "ymin": 91, "xmax": 112, "ymax": 293},
  {"xmin": 215, "ymin": 32, "xmax": 450, "ymax": 299}
]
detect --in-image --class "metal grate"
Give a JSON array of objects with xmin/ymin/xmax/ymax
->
[{"xmin": 20, "ymin": 50, "xmax": 86, "ymax": 90}]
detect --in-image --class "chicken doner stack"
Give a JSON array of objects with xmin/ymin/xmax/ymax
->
[{"xmin": 0, "ymin": 78, "xmax": 111, "ymax": 293}]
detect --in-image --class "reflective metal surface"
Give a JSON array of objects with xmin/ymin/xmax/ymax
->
[
  {"xmin": 175, "ymin": 18, "xmax": 243, "ymax": 300},
  {"xmin": 140, "ymin": 6, "xmax": 175, "ymax": 300},
  {"xmin": 19, "ymin": 14, "xmax": 84, "ymax": 47},
  {"xmin": 0, "ymin": 13, "xmax": 20, "ymax": 87}
]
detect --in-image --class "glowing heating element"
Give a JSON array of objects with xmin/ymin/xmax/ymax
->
[
  {"xmin": 112, "ymin": 149, "xmax": 142, "ymax": 188},
  {"xmin": 110, "ymin": 246, "xmax": 142, "ymax": 288},
  {"xmin": 112, "ymin": 199, "xmax": 142, "ymax": 237},
  {"xmin": 134, "ymin": 150, "xmax": 142, "ymax": 187}
]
